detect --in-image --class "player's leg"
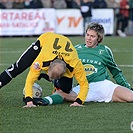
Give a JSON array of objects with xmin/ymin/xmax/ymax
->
[
  {"xmin": 32, "ymin": 77, "xmax": 75, "ymax": 106},
  {"xmin": 34, "ymin": 89, "xmax": 77, "ymax": 106},
  {"xmin": 0, "ymin": 40, "xmax": 41, "ymax": 88},
  {"xmin": 42, "ymin": 93, "xmax": 64, "ymax": 105},
  {"xmin": 42, "ymin": 77, "xmax": 75, "ymax": 104},
  {"xmin": 23, "ymin": 93, "xmax": 65, "ymax": 106},
  {"xmin": 112, "ymin": 86, "xmax": 133, "ymax": 102},
  {"xmin": 54, "ymin": 89, "xmax": 77, "ymax": 102},
  {"xmin": 28, "ymin": 76, "xmax": 74, "ymax": 106}
]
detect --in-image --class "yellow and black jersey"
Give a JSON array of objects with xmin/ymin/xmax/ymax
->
[{"xmin": 24, "ymin": 32, "xmax": 88, "ymax": 103}]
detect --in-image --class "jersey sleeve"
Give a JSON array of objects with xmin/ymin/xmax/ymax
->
[
  {"xmin": 104, "ymin": 46, "xmax": 131, "ymax": 88},
  {"xmin": 74, "ymin": 60, "xmax": 89, "ymax": 103},
  {"xmin": 24, "ymin": 61, "xmax": 42, "ymax": 99}
]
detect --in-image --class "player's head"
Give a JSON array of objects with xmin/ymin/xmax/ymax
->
[
  {"xmin": 48, "ymin": 59, "xmax": 66, "ymax": 81},
  {"xmin": 85, "ymin": 22, "xmax": 104, "ymax": 43}
]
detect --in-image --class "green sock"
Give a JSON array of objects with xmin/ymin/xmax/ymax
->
[{"xmin": 42, "ymin": 94, "xmax": 64, "ymax": 105}]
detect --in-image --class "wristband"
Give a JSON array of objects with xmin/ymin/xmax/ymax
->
[{"xmin": 75, "ymin": 98, "xmax": 82, "ymax": 104}]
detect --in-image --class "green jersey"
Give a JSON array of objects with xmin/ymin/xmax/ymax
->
[{"xmin": 75, "ymin": 44, "xmax": 131, "ymax": 88}]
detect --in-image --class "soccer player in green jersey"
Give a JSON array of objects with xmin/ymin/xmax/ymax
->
[
  {"xmin": 0, "ymin": 32, "xmax": 88, "ymax": 107},
  {"xmin": 29, "ymin": 22, "xmax": 133, "ymax": 106},
  {"xmin": 69, "ymin": 22, "xmax": 133, "ymax": 103},
  {"xmin": 34, "ymin": 22, "xmax": 133, "ymax": 106}
]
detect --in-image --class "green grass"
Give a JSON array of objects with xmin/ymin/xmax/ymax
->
[{"xmin": 0, "ymin": 36, "xmax": 133, "ymax": 133}]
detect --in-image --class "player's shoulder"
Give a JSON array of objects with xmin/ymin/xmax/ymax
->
[
  {"xmin": 75, "ymin": 44, "xmax": 85, "ymax": 49},
  {"xmin": 98, "ymin": 44, "xmax": 112, "ymax": 51},
  {"xmin": 98, "ymin": 44, "xmax": 113, "ymax": 56}
]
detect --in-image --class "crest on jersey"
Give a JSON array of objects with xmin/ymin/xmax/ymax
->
[
  {"xmin": 33, "ymin": 62, "xmax": 40, "ymax": 70},
  {"xmin": 84, "ymin": 64, "xmax": 97, "ymax": 76},
  {"xmin": 98, "ymin": 49, "xmax": 104, "ymax": 54}
]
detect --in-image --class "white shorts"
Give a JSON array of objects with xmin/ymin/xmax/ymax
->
[{"xmin": 72, "ymin": 80, "xmax": 119, "ymax": 102}]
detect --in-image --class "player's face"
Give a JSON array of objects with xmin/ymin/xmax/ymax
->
[{"xmin": 85, "ymin": 29, "xmax": 99, "ymax": 48}]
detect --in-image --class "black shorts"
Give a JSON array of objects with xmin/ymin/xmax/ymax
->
[{"xmin": 54, "ymin": 77, "xmax": 73, "ymax": 93}]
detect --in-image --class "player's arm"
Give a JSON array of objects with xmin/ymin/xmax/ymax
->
[
  {"xmin": 23, "ymin": 62, "xmax": 42, "ymax": 108},
  {"xmin": 73, "ymin": 60, "xmax": 89, "ymax": 104},
  {"xmin": 105, "ymin": 47, "xmax": 131, "ymax": 88}
]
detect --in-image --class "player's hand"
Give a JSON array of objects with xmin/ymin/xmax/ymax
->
[
  {"xmin": 23, "ymin": 101, "xmax": 36, "ymax": 108},
  {"xmin": 70, "ymin": 102, "xmax": 85, "ymax": 107}
]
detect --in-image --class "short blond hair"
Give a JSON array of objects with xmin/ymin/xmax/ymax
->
[{"xmin": 48, "ymin": 59, "xmax": 66, "ymax": 78}]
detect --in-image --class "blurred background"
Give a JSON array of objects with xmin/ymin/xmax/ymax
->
[{"xmin": 0, "ymin": 0, "xmax": 133, "ymax": 37}]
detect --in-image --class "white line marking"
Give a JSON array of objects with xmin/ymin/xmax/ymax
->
[
  {"xmin": 0, "ymin": 64, "xmax": 133, "ymax": 67},
  {"xmin": 0, "ymin": 50, "xmax": 23, "ymax": 53},
  {"xmin": 119, "ymin": 65, "xmax": 133, "ymax": 67}
]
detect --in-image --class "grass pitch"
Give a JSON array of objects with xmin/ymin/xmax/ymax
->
[{"xmin": 0, "ymin": 36, "xmax": 133, "ymax": 133}]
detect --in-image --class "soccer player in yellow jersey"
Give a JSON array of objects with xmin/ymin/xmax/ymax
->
[{"xmin": 0, "ymin": 32, "xmax": 88, "ymax": 107}]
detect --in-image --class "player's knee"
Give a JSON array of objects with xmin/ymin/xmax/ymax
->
[
  {"xmin": 6, "ymin": 63, "xmax": 22, "ymax": 78},
  {"xmin": 128, "ymin": 91, "xmax": 133, "ymax": 102},
  {"xmin": 54, "ymin": 77, "xmax": 73, "ymax": 93},
  {"xmin": 54, "ymin": 80, "xmax": 71, "ymax": 93}
]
